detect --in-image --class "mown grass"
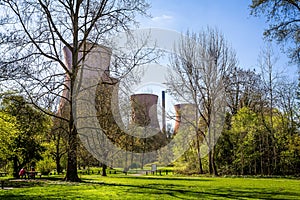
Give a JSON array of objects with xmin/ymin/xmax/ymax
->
[{"xmin": 0, "ymin": 174, "xmax": 299, "ymax": 199}]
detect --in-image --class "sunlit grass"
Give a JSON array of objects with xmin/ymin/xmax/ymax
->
[{"xmin": 0, "ymin": 174, "xmax": 299, "ymax": 199}]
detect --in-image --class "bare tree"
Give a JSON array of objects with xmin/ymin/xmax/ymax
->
[
  {"xmin": 257, "ymin": 44, "xmax": 279, "ymax": 174},
  {"xmin": 49, "ymin": 118, "xmax": 68, "ymax": 174},
  {"xmin": 224, "ymin": 67, "xmax": 263, "ymax": 115},
  {"xmin": 0, "ymin": 0, "xmax": 150, "ymax": 182},
  {"xmin": 277, "ymin": 79, "xmax": 298, "ymax": 130},
  {"xmin": 167, "ymin": 28, "xmax": 237, "ymax": 175}
]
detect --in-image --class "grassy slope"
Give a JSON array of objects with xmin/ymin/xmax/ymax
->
[{"xmin": 0, "ymin": 175, "xmax": 299, "ymax": 199}]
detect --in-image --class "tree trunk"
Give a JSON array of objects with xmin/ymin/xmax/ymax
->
[
  {"xmin": 212, "ymin": 147, "xmax": 219, "ymax": 176},
  {"xmin": 63, "ymin": 5, "xmax": 81, "ymax": 182},
  {"xmin": 55, "ymin": 136, "xmax": 62, "ymax": 174},
  {"xmin": 254, "ymin": 158, "xmax": 257, "ymax": 175},
  {"xmin": 64, "ymin": 127, "xmax": 80, "ymax": 182},
  {"xmin": 260, "ymin": 138, "xmax": 264, "ymax": 175},
  {"xmin": 267, "ymin": 135, "xmax": 271, "ymax": 175},
  {"xmin": 56, "ymin": 155, "xmax": 62, "ymax": 174},
  {"xmin": 196, "ymin": 135, "xmax": 203, "ymax": 174},
  {"xmin": 13, "ymin": 156, "xmax": 19, "ymax": 178},
  {"xmin": 241, "ymin": 150, "xmax": 244, "ymax": 175},
  {"xmin": 208, "ymin": 151, "xmax": 213, "ymax": 174},
  {"xmin": 102, "ymin": 164, "xmax": 107, "ymax": 176},
  {"xmin": 199, "ymin": 156, "xmax": 203, "ymax": 174},
  {"xmin": 273, "ymin": 146, "xmax": 277, "ymax": 174}
]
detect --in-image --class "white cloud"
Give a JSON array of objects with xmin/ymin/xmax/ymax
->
[{"xmin": 152, "ymin": 14, "xmax": 173, "ymax": 22}]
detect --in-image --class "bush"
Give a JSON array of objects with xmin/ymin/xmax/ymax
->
[
  {"xmin": 130, "ymin": 163, "xmax": 140, "ymax": 169},
  {"xmin": 36, "ymin": 157, "xmax": 56, "ymax": 175}
]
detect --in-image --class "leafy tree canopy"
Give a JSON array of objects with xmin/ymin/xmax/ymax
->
[{"xmin": 0, "ymin": 94, "xmax": 51, "ymax": 176}]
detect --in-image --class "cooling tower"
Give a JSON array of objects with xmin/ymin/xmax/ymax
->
[
  {"xmin": 173, "ymin": 103, "xmax": 196, "ymax": 134},
  {"xmin": 130, "ymin": 94, "xmax": 160, "ymax": 129},
  {"xmin": 58, "ymin": 43, "xmax": 112, "ymax": 115},
  {"xmin": 95, "ymin": 76, "xmax": 125, "ymax": 131}
]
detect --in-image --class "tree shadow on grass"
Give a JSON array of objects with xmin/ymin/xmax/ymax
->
[
  {"xmin": 3, "ymin": 179, "xmax": 44, "ymax": 188},
  {"xmin": 77, "ymin": 179, "xmax": 300, "ymax": 200},
  {"xmin": 95, "ymin": 182, "xmax": 300, "ymax": 199},
  {"xmin": 105, "ymin": 184, "xmax": 300, "ymax": 199},
  {"xmin": 205, "ymin": 188, "xmax": 299, "ymax": 200},
  {"xmin": 85, "ymin": 176, "xmax": 213, "ymax": 182},
  {"xmin": 1, "ymin": 178, "xmax": 299, "ymax": 199}
]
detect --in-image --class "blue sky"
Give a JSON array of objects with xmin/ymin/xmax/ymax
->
[
  {"xmin": 137, "ymin": 0, "xmax": 297, "ymax": 79},
  {"xmin": 131, "ymin": 0, "xmax": 298, "ymax": 126}
]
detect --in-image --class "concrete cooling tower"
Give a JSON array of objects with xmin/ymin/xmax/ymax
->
[
  {"xmin": 173, "ymin": 103, "xmax": 196, "ymax": 134},
  {"xmin": 130, "ymin": 94, "xmax": 160, "ymax": 129},
  {"xmin": 58, "ymin": 43, "xmax": 112, "ymax": 115}
]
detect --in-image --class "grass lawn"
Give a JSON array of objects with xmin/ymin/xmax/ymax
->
[{"xmin": 0, "ymin": 174, "xmax": 300, "ymax": 199}]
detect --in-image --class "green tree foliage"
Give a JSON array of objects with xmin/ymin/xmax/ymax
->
[
  {"xmin": 250, "ymin": 0, "xmax": 300, "ymax": 63},
  {"xmin": 0, "ymin": 111, "xmax": 18, "ymax": 160},
  {"xmin": 280, "ymin": 134, "xmax": 300, "ymax": 174},
  {"xmin": 215, "ymin": 105, "xmax": 300, "ymax": 176},
  {"xmin": 0, "ymin": 94, "xmax": 51, "ymax": 177},
  {"xmin": 230, "ymin": 107, "xmax": 260, "ymax": 175},
  {"xmin": 35, "ymin": 147, "xmax": 56, "ymax": 175}
]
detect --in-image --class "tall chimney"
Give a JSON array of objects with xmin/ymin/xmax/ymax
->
[{"xmin": 162, "ymin": 91, "xmax": 166, "ymax": 134}]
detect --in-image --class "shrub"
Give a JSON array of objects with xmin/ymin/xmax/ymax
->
[{"xmin": 36, "ymin": 157, "xmax": 56, "ymax": 175}]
